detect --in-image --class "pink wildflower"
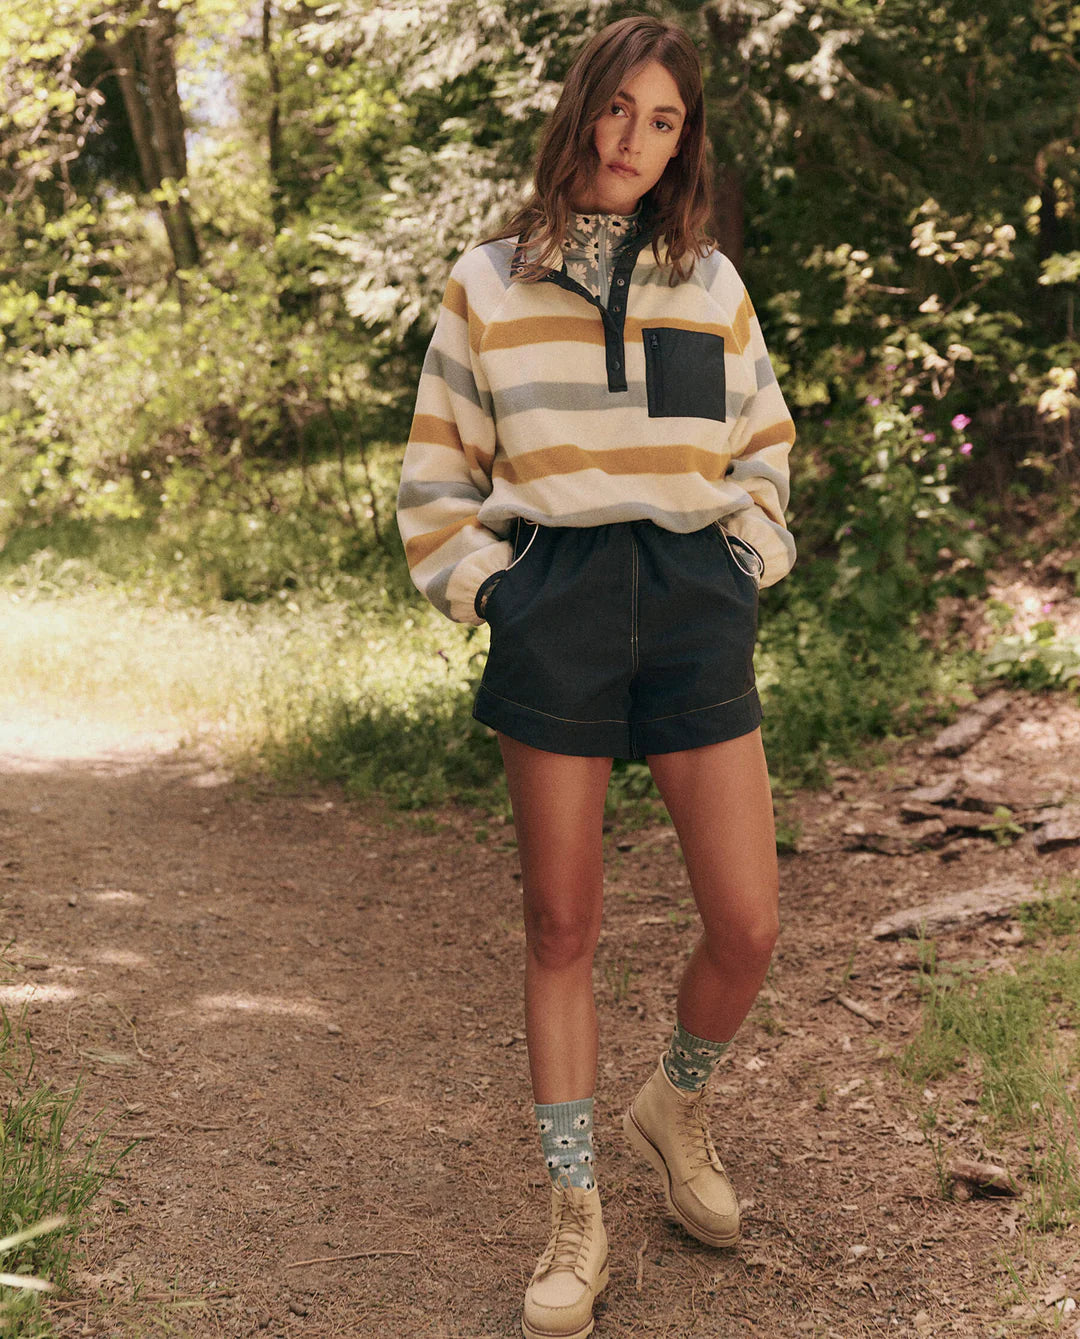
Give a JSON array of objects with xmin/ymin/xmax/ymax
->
[
  {"xmin": 921, "ymin": 432, "xmax": 936, "ymax": 443},
  {"xmin": 960, "ymin": 442, "xmax": 973, "ymax": 455},
  {"xmin": 951, "ymin": 413, "xmax": 971, "ymax": 431}
]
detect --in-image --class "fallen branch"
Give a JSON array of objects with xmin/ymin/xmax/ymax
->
[
  {"xmin": 285, "ymin": 1249, "xmax": 418, "ymax": 1269},
  {"xmin": 836, "ymin": 995, "xmax": 885, "ymax": 1026}
]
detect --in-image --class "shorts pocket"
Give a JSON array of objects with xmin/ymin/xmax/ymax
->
[
  {"xmin": 643, "ymin": 327, "xmax": 726, "ymax": 422},
  {"xmin": 713, "ymin": 522, "xmax": 764, "ymax": 588},
  {"xmin": 474, "ymin": 519, "xmax": 541, "ymax": 621}
]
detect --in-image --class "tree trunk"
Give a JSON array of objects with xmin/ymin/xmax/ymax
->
[
  {"xmin": 713, "ymin": 162, "xmax": 744, "ymax": 272},
  {"xmin": 97, "ymin": 2, "xmax": 200, "ymax": 283}
]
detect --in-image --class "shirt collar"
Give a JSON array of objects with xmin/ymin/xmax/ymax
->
[
  {"xmin": 560, "ymin": 203, "xmax": 643, "ymax": 259},
  {"xmin": 511, "ymin": 198, "xmax": 656, "ymax": 277}
]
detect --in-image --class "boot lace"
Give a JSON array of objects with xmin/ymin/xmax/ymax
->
[
  {"xmin": 536, "ymin": 1191, "xmax": 594, "ymax": 1279},
  {"xmin": 677, "ymin": 1089, "xmax": 724, "ymax": 1176}
]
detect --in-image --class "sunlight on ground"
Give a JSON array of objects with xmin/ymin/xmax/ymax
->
[
  {"xmin": 193, "ymin": 992, "xmax": 330, "ymax": 1021},
  {"xmin": 0, "ymin": 983, "xmax": 78, "ymax": 1006},
  {"xmin": 0, "ymin": 587, "xmax": 480, "ymax": 769}
]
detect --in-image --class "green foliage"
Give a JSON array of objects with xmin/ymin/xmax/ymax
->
[
  {"xmin": 900, "ymin": 929, "xmax": 1080, "ymax": 1131},
  {"xmin": 982, "ymin": 619, "xmax": 1080, "ymax": 692},
  {"xmin": 978, "ymin": 806, "xmax": 1025, "ymax": 848},
  {"xmin": 897, "ymin": 898, "xmax": 1080, "ymax": 1229},
  {"xmin": 755, "ymin": 588, "xmax": 965, "ymax": 787},
  {"xmin": 1018, "ymin": 877, "xmax": 1080, "ymax": 944},
  {"xmin": 0, "ymin": 1005, "xmax": 124, "ymax": 1336}
]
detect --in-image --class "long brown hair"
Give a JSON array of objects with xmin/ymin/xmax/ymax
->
[{"xmin": 479, "ymin": 16, "xmax": 715, "ymax": 285}]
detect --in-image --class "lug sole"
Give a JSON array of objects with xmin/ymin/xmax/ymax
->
[
  {"xmin": 521, "ymin": 1258, "xmax": 609, "ymax": 1339},
  {"xmin": 622, "ymin": 1108, "xmax": 740, "ymax": 1248}
]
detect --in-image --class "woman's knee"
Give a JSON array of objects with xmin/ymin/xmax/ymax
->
[
  {"xmin": 703, "ymin": 904, "xmax": 779, "ymax": 970},
  {"xmin": 524, "ymin": 899, "xmax": 602, "ymax": 971}
]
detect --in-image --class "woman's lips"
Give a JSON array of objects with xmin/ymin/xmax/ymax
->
[{"xmin": 608, "ymin": 162, "xmax": 639, "ymax": 177}]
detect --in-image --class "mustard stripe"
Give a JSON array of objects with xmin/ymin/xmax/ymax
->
[
  {"xmin": 745, "ymin": 421, "xmax": 796, "ymax": 454},
  {"xmin": 482, "ymin": 313, "xmax": 738, "ymax": 354},
  {"xmin": 732, "ymin": 293, "xmax": 753, "ymax": 353},
  {"xmin": 404, "ymin": 514, "xmax": 481, "ymax": 567},
  {"xmin": 408, "ymin": 413, "xmax": 494, "ymax": 473},
  {"xmin": 493, "ymin": 444, "xmax": 730, "ymax": 486},
  {"xmin": 443, "ymin": 276, "xmax": 468, "ymax": 321},
  {"xmin": 482, "ymin": 315, "xmax": 605, "ymax": 351}
]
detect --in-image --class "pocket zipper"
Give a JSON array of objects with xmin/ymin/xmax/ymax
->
[{"xmin": 645, "ymin": 330, "xmax": 662, "ymax": 417}]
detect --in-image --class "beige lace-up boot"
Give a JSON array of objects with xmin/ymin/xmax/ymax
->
[
  {"xmin": 522, "ymin": 1180, "xmax": 609, "ymax": 1339},
  {"xmin": 623, "ymin": 1051, "xmax": 740, "ymax": 1247}
]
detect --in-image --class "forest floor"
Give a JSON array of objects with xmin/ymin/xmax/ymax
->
[{"xmin": 3, "ymin": 592, "xmax": 1080, "ymax": 1337}]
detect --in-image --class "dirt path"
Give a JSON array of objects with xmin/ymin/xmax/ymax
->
[{"xmin": 1, "ymin": 695, "xmax": 1078, "ymax": 1339}]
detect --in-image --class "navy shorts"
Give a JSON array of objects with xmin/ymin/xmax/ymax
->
[{"xmin": 472, "ymin": 518, "xmax": 763, "ymax": 759}]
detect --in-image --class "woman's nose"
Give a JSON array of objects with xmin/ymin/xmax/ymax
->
[{"xmin": 619, "ymin": 117, "xmax": 641, "ymax": 152}]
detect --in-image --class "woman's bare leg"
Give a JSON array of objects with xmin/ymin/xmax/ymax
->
[
  {"xmin": 646, "ymin": 727, "xmax": 779, "ymax": 1041},
  {"xmin": 499, "ymin": 734, "xmax": 613, "ymax": 1103}
]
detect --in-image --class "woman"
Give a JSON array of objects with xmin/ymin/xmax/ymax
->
[{"xmin": 396, "ymin": 14, "xmax": 795, "ymax": 1338}]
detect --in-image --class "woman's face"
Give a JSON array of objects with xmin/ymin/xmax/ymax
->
[{"xmin": 572, "ymin": 58, "xmax": 686, "ymax": 214}]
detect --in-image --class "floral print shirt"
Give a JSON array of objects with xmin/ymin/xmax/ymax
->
[{"xmin": 560, "ymin": 204, "xmax": 644, "ymax": 309}]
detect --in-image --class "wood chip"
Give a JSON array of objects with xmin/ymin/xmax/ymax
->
[
  {"xmin": 949, "ymin": 1158, "xmax": 1020, "ymax": 1196},
  {"xmin": 635, "ymin": 1236, "xmax": 648, "ymax": 1292}
]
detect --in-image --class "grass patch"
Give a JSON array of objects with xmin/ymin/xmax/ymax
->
[
  {"xmin": 0, "ymin": 1005, "xmax": 125, "ymax": 1337},
  {"xmin": 896, "ymin": 881, "xmax": 1080, "ymax": 1231}
]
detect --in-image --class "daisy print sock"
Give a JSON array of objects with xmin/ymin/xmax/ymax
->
[
  {"xmin": 534, "ymin": 1097, "xmax": 595, "ymax": 1191},
  {"xmin": 663, "ymin": 1019, "xmax": 732, "ymax": 1093}
]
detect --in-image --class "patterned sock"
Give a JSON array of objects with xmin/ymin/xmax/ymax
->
[
  {"xmin": 662, "ymin": 1019, "xmax": 732, "ymax": 1093},
  {"xmin": 534, "ymin": 1097, "xmax": 596, "ymax": 1191}
]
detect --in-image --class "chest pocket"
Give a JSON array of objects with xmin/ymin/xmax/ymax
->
[{"xmin": 642, "ymin": 327, "xmax": 726, "ymax": 422}]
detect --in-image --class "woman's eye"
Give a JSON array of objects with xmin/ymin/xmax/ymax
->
[{"xmin": 655, "ymin": 120, "xmax": 673, "ymax": 132}]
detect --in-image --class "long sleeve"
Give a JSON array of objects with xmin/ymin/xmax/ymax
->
[
  {"xmin": 716, "ymin": 264, "xmax": 797, "ymax": 588},
  {"xmin": 396, "ymin": 251, "xmax": 513, "ymax": 625}
]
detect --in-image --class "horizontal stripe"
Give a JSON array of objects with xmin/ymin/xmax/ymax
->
[
  {"xmin": 404, "ymin": 514, "xmax": 482, "ymax": 568},
  {"xmin": 422, "ymin": 344, "xmax": 486, "ymax": 413},
  {"xmin": 493, "ymin": 443, "xmax": 730, "ymax": 486},
  {"xmin": 408, "ymin": 413, "xmax": 495, "ymax": 474},
  {"xmin": 744, "ymin": 420, "xmax": 796, "ymax": 454},
  {"xmin": 397, "ymin": 478, "xmax": 487, "ymax": 511},
  {"xmin": 482, "ymin": 314, "xmax": 605, "ymax": 352},
  {"xmin": 443, "ymin": 276, "xmax": 468, "ymax": 322},
  {"xmin": 727, "ymin": 456, "xmax": 790, "ymax": 511}
]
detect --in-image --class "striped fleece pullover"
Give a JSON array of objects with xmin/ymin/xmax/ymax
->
[{"xmin": 397, "ymin": 211, "xmax": 796, "ymax": 626}]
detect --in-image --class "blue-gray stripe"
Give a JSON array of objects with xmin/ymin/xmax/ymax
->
[
  {"xmin": 491, "ymin": 380, "xmax": 748, "ymax": 422},
  {"xmin": 423, "ymin": 345, "xmax": 492, "ymax": 417},
  {"xmin": 424, "ymin": 565, "xmax": 455, "ymax": 619},
  {"xmin": 397, "ymin": 479, "xmax": 486, "ymax": 511},
  {"xmin": 728, "ymin": 457, "xmax": 790, "ymax": 510}
]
